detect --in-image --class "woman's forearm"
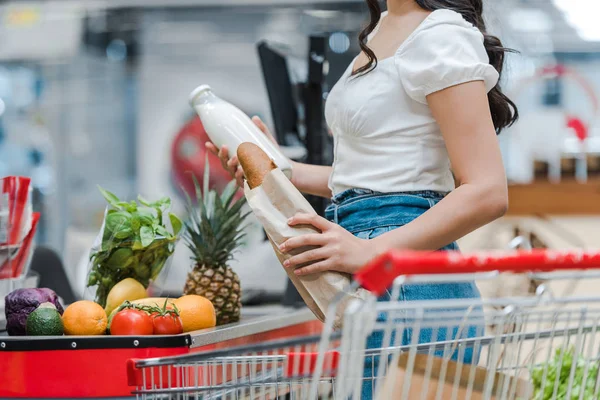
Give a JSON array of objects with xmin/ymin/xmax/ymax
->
[
  {"xmin": 372, "ymin": 183, "xmax": 508, "ymax": 254},
  {"xmin": 291, "ymin": 161, "xmax": 333, "ymax": 198}
]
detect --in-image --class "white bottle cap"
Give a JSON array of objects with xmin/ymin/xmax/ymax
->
[{"xmin": 189, "ymin": 84, "xmax": 212, "ymax": 106}]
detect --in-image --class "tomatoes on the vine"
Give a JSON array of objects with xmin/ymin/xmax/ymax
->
[
  {"xmin": 109, "ymin": 299, "xmax": 182, "ymax": 336},
  {"xmin": 150, "ymin": 299, "xmax": 183, "ymax": 335},
  {"xmin": 110, "ymin": 308, "xmax": 153, "ymax": 336},
  {"xmin": 153, "ymin": 314, "xmax": 183, "ymax": 335}
]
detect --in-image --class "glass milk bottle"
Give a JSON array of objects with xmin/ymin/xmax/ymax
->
[{"xmin": 189, "ymin": 85, "xmax": 293, "ymax": 179}]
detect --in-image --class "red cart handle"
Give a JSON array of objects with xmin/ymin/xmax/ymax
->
[{"xmin": 354, "ymin": 249, "xmax": 600, "ymax": 297}]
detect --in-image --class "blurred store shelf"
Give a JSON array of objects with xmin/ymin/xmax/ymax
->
[
  {"xmin": 564, "ymin": 137, "xmax": 600, "ymax": 155},
  {"xmin": 508, "ymin": 179, "xmax": 600, "ymax": 215}
]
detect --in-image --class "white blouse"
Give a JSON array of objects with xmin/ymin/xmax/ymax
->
[{"xmin": 325, "ymin": 9, "xmax": 499, "ymax": 195}]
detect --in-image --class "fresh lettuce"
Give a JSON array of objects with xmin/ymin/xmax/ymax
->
[{"xmin": 531, "ymin": 347, "xmax": 600, "ymax": 400}]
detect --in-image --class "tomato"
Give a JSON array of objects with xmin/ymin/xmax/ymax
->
[
  {"xmin": 110, "ymin": 308, "xmax": 153, "ymax": 336},
  {"xmin": 153, "ymin": 314, "xmax": 183, "ymax": 335}
]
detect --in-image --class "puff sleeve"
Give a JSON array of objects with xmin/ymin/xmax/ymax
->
[{"xmin": 395, "ymin": 18, "xmax": 499, "ymax": 104}]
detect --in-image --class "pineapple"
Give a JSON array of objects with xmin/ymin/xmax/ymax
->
[{"xmin": 183, "ymin": 159, "xmax": 249, "ymax": 325}]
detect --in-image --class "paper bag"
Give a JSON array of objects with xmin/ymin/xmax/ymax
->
[
  {"xmin": 375, "ymin": 353, "xmax": 533, "ymax": 400},
  {"xmin": 244, "ymin": 169, "xmax": 369, "ymax": 328}
]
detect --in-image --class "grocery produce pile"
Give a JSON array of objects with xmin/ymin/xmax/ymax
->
[
  {"xmin": 4, "ymin": 288, "xmax": 64, "ymax": 336},
  {"xmin": 531, "ymin": 347, "xmax": 600, "ymax": 400},
  {"xmin": 5, "ymin": 287, "xmax": 216, "ymax": 336},
  {"xmin": 3, "ymin": 187, "xmax": 221, "ymax": 337}
]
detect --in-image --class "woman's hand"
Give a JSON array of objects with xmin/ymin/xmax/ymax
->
[
  {"xmin": 279, "ymin": 213, "xmax": 383, "ymax": 276},
  {"xmin": 205, "ymin": 116, "xmax": 278, "ymax": 187}
]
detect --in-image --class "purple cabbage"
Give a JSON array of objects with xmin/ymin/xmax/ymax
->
[{"xmin": 5, "ymin": 288, "xmax": 64, "ymax": 336}]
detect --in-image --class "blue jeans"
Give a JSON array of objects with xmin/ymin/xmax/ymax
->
[{"xmin": 325, "ymin": 189, "xmax": 483, "ymax": 399}]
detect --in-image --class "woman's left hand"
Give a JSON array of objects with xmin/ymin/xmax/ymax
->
[{"xmin": 279, "ymin": 213, "xmax": 382, "ymax": 276}]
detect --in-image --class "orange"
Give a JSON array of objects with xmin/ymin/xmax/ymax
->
[
  {"xmin": 173, "ymin": 295, "xmax": 216, "ymax": 332},
  {"xmin": 62, "ymin": 300, "xmax": 108, "ymax": 336}
]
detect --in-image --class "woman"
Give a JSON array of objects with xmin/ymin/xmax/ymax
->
[{"xmin": 210, "ymin": 0, "xmax": 517, "ymax": 396}]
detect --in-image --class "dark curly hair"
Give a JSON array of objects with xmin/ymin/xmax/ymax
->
[{"xmin": 358, "ymin": 0, "xmax": 518, "ymax": 133}]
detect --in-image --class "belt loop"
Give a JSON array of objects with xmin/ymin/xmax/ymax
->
[{"xmin": 334, "ymin": 204, "xmax": 339, "ymax": 224}]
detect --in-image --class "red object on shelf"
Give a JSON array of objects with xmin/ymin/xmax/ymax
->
[
  {"xmin": 567, "ymin": 115, "xmax": 588, "ymax": 142},
  {"xmin": 12, "ymin": 212, "xmax": 39, "ymax": 278},
  {"xmin": 541, "ymin": 64, "xmax": 567, "ymax": 76},
  {"xmin": 0, "ymin": 212, "xmax": 39, "ymax": 279},
  {"xmin": 1, "ymin": 176, "xmax": 32, "ymax": 247},
  {"xmin": 355, "ymin": 249, "xmax": 600, "ymax": 296}
]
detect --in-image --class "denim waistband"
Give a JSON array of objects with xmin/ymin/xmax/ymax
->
[
  {"xmin": 326, "ymin": 189, "xmax": 449, "ymax": 233},
  {"xmin": 331, "ymin": 188, "xmax": 448, "ymax": 206}
]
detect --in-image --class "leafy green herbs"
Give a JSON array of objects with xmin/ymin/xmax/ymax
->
[
  {"xmin": 531, "ymin": 346, "xmax": 600, "ymax": 400},
  {"xmin": 88, "ymin": 187, "xmax": 183, "ymax": 308}
]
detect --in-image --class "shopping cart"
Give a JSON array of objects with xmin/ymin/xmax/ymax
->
[
  {"xmin": 127, "ymin": 335, "xmax": 339, "ymax": 399},
  {"xmin": 127, "ymin": 248, "xmax": 600, "ymax": 399}
]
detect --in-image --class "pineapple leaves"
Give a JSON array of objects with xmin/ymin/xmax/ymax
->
[
  {"xmin": 221, "ymin": 180, "xmax": 238, "ymax": 208},
  {"xmin": 191, "ymin": 174, "xmax": 210, "ymax": 218},
  {"xmin": 183, "ymin": 156, "xmax": 250, "ymax": 268}
]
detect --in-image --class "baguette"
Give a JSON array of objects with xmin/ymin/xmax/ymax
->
[{"xmin": 237, "ymin": 142, "xmax": 277, "ymax": 189}]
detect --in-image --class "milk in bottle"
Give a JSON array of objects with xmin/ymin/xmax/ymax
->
[{"xmin": 189, "ymin": 85, "xmax": 293, "ymax": 179}]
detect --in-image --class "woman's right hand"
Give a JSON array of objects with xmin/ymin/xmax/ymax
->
[{"xmin": 205, "ymin": 116, "xmax": 279, "ymax": 188}]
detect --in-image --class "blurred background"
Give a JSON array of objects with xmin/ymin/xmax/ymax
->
[{"xmin": 1, "ymin": 0, "xmax": 600, "ymax": 303}]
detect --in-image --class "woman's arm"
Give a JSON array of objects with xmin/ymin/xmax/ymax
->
[
  {"xmin": 279, "ymin": 80, "xmax": 508, "ymax": 276},
  {"xmin": 207, "ymin": 116, "xmax": 333, "ymax": 198},
  {"xmin": 372, "ymin": 80, "xmax": 508, "ymax": 252},
  {"xmin": 290, "ymin": 162, "xmax": 333, "ymax": 198}
]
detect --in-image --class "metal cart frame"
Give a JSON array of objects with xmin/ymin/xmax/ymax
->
[{"xmin": 127, "ymin": 249, "xmax": 600, "ymax": 400}]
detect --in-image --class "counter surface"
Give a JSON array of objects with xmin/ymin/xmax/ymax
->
[{"xmin": 188, "ymin": 306, "xmax": 316, "ymax": 347}]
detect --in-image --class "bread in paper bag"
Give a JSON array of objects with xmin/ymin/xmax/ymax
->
[{"xmin": 238, "ymin": 143, "xmax": 368, "ymax": 328}]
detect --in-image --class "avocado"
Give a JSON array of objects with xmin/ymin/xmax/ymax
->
[{"xmin": 26, "ymin": 307, "xmax": 64, "ymax": 336}]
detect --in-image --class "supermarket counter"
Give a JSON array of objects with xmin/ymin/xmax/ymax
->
[
  {"xmin": 187, "ymin": 306, "xmax": 318, "ymax": 348},
  {"xmin": 0, "ymin": 306, "xmax": 322, "ymax": 398}
]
